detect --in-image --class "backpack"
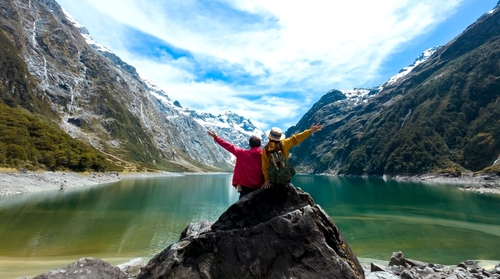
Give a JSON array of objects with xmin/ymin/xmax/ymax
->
[{"xmin": 268, "ymin": 150, "xmax": 296, "ymax": 184}]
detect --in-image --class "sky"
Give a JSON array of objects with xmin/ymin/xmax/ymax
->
[{"xmin": 56, "ymin": 0, "xmax": 499, "ymax": 131}]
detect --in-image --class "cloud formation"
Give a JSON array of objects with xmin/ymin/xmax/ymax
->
[{"xmin": 57, "ymin": 0, "xmax": 492, "ymax": 130}]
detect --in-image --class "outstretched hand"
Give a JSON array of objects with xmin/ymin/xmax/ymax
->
[
  {"xmin": 207, "ymin": 130, "xmax": 217, "ymax": 138},
  {"xmin": 262, "ymin": 180, "xmax": 270, "ymax": 189},
  {"xmin": 310, "ymin": 123, "xmax": 323, "ymax": 133}
]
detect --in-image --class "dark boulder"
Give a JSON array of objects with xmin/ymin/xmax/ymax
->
[
  {"xmin": 137, "ymin": 184, "xmax": 365, "ymax": 279},
  {"xmin": 370, "ymin": 262, "xmax": 386, "ymax": 272},
  {"xmin": 211, "ymin": 183, "xmax": 316, "ymax": 231},
  {"xmin": 33, "ymin": 258, "xmax": 127, "ymax": 279}
]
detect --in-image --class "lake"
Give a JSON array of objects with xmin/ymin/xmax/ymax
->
[{"xmin": 1, "ymin": 174, "xmax": 499, "ymax": 278}]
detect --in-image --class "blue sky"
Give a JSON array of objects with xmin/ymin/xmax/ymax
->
[{"xmin": 57, "ymin": 0, "xmax": 499, "ymax": 131}]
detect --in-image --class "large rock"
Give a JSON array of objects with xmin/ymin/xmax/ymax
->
[
  {"xmin": 33, "ymin": 258, "xmax": 127, "ymax": 279},
  {"xmin": 137, "ymin": 184, "xmax": 365, "ymax": 279}
]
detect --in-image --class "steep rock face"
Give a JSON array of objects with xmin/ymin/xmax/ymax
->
[
  {"xmin": 0, "ymin": 0, "xmax": 243, "ymax": 171},
  {"xmin": 137, "ymin": 185, "xmax": 364, "ymax": 279},
  {"xmin": 189, "ymin": 110, "xmax": 266, "ymax": 166},
  {"xmin": 286, "ymin": 88, "xmax": 378, "ymax": 174},
  {"xmin": 288, "ymin": 4, "xmax": 500, "ymax": 176},
  {"xmin": 0, "ymin": 29, "xmax": 55, "ymax": 117},
  {"xmin": 145, "ymin": 83, "xmax": 264, "ymax": 169},
  {"xmin": 191, "ymin": 111, "xmax": 264, "ymax": 149}
]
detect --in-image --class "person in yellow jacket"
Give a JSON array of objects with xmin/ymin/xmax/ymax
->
[{"xmin": 262, "ymin": 123, "xmax": 323, "ymax": 189}]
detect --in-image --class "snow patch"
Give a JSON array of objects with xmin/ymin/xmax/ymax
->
[
  {"xmin": 61, "ymin": 8, "xmax": 113, "ymax": 54},
  {"xmin": 380, "ymin": 46, "xmax": 441, "ymax": 90}
]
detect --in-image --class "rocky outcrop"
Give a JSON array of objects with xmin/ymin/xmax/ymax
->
[
  {"xmin": 33, "ymin": 258, "xmax": 127, "ymax": 279},
  {"xmin": 137, "ymin": 184, "xmax": 364, "ymax": 279},
  {"xmin": 364, "ymin": 251, "xmax": 500, "ymax": 279}
]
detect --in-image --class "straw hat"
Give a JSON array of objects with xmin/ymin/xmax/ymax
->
[{"xmin": 266, "ymin": 127, "xmax": 285, "ymax": 141}]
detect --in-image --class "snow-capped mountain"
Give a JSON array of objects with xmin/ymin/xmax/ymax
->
[
  {"xmin": 63, "ymin": 8, "xmax": 261, "ymax": 159},
  {"xmin": 286, "ymin": 46, "xmax": 444, "ymax": 172},
  {"xmin": 73, "ymin": 5, "xmax": 268, "ymax": 167},
  {"xmin": 141, "ymin": 77, "xmax": 264, "ymax": 149},
  {"xmin": 338, "ymin": 87, "xmax": 379, "ymax": 107},
  {"xmin": 62, "ymin": 9, "xmax": 144, "ymax": 81},
  {"xmin": 380, "ymin": 46, "xmax": 441, "ymax": 90},
  {"xmin": 144, "ymin": 79, "xmax": 265, "ymax": 161},
  {"xmin": 190, "ymin": 110, "xmax": 265, "ymax": 149},
  {"xmin": 288, "ymin": 2, "xmax": 500, "ymax": 175},
  {"xmin": 309, "ymin": 46, "xmax": 441, "ymax": 110},
  {"xmin": 62, "ymin": 9, "xmax": 107, "ymax": 52},
  {"xmin": 0, "ymin": 0, "xmax": 262, "ymax": 171}
]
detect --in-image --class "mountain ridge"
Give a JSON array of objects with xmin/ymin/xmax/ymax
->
[
  {"xmin": 287, "ymin": 5, "xmax": 500, "ymax": 176},
  {"xmin": 0, "ymin": 0, "xmax": 258, "ymax": 172},
  {"xmin": 1, "ymin": 0, "xmax": 499, "ymax": 178}
]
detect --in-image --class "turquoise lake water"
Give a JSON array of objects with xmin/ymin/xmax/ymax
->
[{"xmin": 0, "ymin": 174, "xmax": 499, "ymax": 278}]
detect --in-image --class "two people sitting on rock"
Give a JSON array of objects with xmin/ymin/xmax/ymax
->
[{"xmin": 208, "ymin": 123, "xmax": 323, "ymax": 197}]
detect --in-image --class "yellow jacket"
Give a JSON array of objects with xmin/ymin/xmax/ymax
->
[{"xmin": 262, "ymin": 129, "xmax": 312, "ymax": 181}]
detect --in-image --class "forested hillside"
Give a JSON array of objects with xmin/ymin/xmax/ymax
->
[
  {"xmin": 0, "ymin": 30, "xmax": 119, "ymax": 171},
  {"xmin": 0, "ymin": 0, "xmax": 238, "ymax": 173},
  {"xmin": 288, "ymin": 4, "xmax": 500, "ymax": 176}
]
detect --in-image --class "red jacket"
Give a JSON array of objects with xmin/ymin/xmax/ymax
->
[{"xmin": 214, "ymin": 137, "xmax": 264, "ymax": 188}]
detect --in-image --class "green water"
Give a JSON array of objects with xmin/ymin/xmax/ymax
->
[{"xmin": 0, "ymin": 174, "xmax": 499, "ymax": 278}]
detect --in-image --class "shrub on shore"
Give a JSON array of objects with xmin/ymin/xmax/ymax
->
[{"xmin": 0, "ymin": 102, "xmax": 120, "ymax": 172}]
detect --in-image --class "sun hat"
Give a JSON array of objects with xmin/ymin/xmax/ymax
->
[{"xmin": 266, "ymin": 127, "xmax": 285, "ymax": 141}]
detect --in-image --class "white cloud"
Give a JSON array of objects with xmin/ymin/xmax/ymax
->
[
  {"xmin": 57, "ymin": 0, "xmax": 464, "ymax": 130},
  {"xmin": 126, "ymin": 57, "xmax": 302, "ymax": 129}
]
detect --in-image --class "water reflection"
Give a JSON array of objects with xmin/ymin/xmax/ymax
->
[
  {"xmin": 295, "ymin": 175, "xmax": 500, "ymax": 263},
  {"xmin": 0, "ymin": 174, "xmax": 499, "ymax": 278},
  {"xmin": 0, "ymin": 174, "xmax": 237, "ymax": 259}
]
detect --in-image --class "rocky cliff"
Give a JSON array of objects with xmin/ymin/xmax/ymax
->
[
  {"xmin": 0, "ymin": 0, "xmax": 259, "ymax": 172},
  {"xmin": 136, "ymin": 184, "xmax": 364, "ymax": 279}
]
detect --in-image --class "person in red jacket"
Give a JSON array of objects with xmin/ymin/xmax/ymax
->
[{"xmin": 207, "ymin": 131, "xmax": 265, "ymax": 199}]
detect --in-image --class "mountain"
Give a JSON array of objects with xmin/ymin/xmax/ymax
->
[
  {"xmin": 3, "ymin": 0, "xmax": 499, "ymax": 177},
  {"xmin": 190, "ymin": 110, "xmax": 265, "ymax": 149},
  {"xmin": 287, "ymin": 3, "xmax": 500, "ymax": 176},
  {"xmin": 379, "ymin": 46, "xmax": 441, "ymax": 90},
  {"xmin": 0, "ymin": 0, "xmax": 256, "ymax": 172},
  {"xmin": 145, "ymin": 81, "xmax": 265, "ymax": 165}
]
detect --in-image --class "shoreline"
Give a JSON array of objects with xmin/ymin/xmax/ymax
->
[
  {"xmin": 389, "ymin": 172, "xmax": 500, "ymax": 195},
  {"xmin": 1, "ymin": 254, "xmax": 498, "ymax": 279},
  {"xmin": 0, "ymin": 169, "xmax": 185, "ymax": 197},
  {"xmin": 1, "ymin": 169, "xmax": 499, "ymax": 197}
]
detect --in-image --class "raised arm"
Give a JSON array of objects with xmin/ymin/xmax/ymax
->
[{"xmin": 207, "ymin": 130, "xmax": 243, "ymax": 156}]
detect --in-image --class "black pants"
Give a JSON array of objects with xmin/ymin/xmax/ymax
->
[{"xmin": 239, "ymin": 185, "xmax": 259, "ymax": 199}]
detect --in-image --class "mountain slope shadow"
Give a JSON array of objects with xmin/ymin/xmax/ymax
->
[{"xmin": 137, "ymin": 184, "xmax": 364, "ymax": 279}]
